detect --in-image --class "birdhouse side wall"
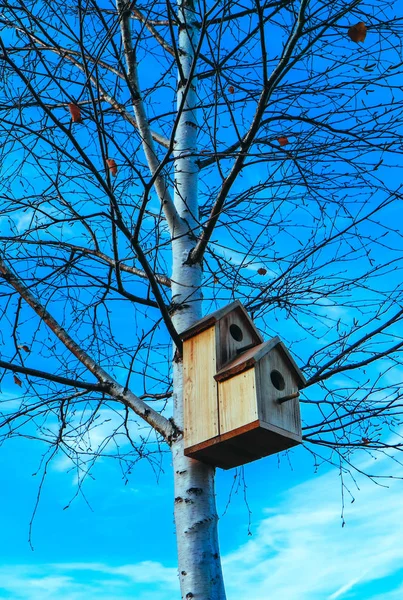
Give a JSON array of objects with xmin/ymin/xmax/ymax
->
[
  {"xmin": 217, "ymin": 311, "xmax": 261, "ymax": 370},
  {"xmin": 256, "ymin": 350, "xmax": 301, "ymax": 436},
  {"xmin": 218, "ymin": 368, "xmax": 258, "ymax": 435},
  {"xmin": 183, "ymin": 326, "xmax": 219, "ymax": 448}
]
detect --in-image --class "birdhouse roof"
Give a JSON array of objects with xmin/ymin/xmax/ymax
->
[
  {"xmin": 180, "ymin": 300, "xmax": 263, "ymax": 342},
  {"xmin": 214, "ymin": 336, "xmax": 306, "ymax": 387}
]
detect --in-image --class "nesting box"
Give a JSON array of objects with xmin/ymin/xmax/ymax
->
[{"xmin": 181, "ymin": 301, "xmax": 305, "ymax": 469}]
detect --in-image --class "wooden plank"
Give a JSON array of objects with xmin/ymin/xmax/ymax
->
[
  {"xmin": 258, "ymin": 420, "xmax": 302, "ymax": 444},
  {"xmin": 218, "ymin": 368, "xmax": 258, "ymax": 435},
  {"xmin": 217, "ymin": 311, "xmax": 262, "ymax": 370},
  {"xmin": 183, "ymin": 326, "xmax": 219, "ymax": 448},
  {"xmin": 184, "ymin": 420, "xmax": 301, "ymax": 469},
  {"xmin": 184, "ymin": 421, "xmax": 261, "ymax": 469},
  {"xmin": 215, "ymin": 337, "xmax": 306, "ymax": 386},
  {"xmin": 180, "ymin": 301, "xmax": 263, "ymax": 345},
  {"xmin": 214, "ymin": 341, "xmax": 265, "ymax": 382},
  {"xmin": 257, "ymin": 349, "xmax": 302, "ymax": 436}
]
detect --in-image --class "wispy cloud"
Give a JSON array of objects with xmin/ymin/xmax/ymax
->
[
  {"xmin": 0, "ymin": 562, "xmax": 178, "ymax": 600},
  {"xmin": 2, "ymin": 452, "xmax": 403, "ymax": 600},
  {"xmin": 50, "ymin": 407, "xmax": 151, "ymax": 478},
  {"xmin": 223, "ymin": 453, "xmax": 403, "ymax": 600}
]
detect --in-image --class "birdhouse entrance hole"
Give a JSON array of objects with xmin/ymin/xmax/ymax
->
[
  {"xmin": 270, "ymin": 369, "xmax": 285, "ymax": 391},
  {"xmin": 181, "ymin": 301, "xmax": 305, "ymax": 469},
  {"xmin": 229, "ymin": 323, "xmax": 243, "ymax": 341}
]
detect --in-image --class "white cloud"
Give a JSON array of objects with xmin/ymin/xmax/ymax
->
[
  {"xmin": 15, "ymin": 210, "xmax": 34, "ymax": 233},
  {"xmin": 0, "ymin": 562, "xmax": 178, "ymax": 600},
  {"xmin": 2, "ymin": 451, "xmax": 403, "ymax": 600},
  {"xmin": 51, "ymin": 562, "xmax": 177, "ymax": 586},
  {"xmin": 223, "ymin": 454, "xmax": 403, "ymax": 600},
  {"xmin": 50, "ymin": 407, "xmax": 149, "ymax": 478}
]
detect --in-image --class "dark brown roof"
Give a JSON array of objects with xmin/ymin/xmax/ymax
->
[
  {"xmin": 180, "ymin": 300, "xmax": 263, "ymax": 342},
  {"xmin": 214, "ymin": 336, "xmax": 306, "ymax": 387}
]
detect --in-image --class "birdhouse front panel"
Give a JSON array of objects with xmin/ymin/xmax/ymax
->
[
  {"xmin": 181, "ymin": 303, "xmax": 305, "ymax": 469},
  {"xmin": 218, "ymin": 368, "xmax": 258, "ymax": 435},
  {"xmin": 216, "ymin": 309, "xmax": 262, "ymax": 370},
  {"xmin": 183, "ymin": 326, "xmax": 218, "ymax": 448},
  {"xmin": 257, "ymin": 348, "xmax": 301, "ymax": 436}
]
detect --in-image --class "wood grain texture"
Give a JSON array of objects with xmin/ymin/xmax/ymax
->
[
  {"xmin": 180, "ymin": 301, "xmax": 263, "ymax": 346},
  {"xmin": 218, "ymin": 368, "xmax": 258, "ymax": 435},
  {"xmin": 217, "ymin": 311, "xmax": 262, "ymax": 370},
  {"xmin": 184, "ymin": 420, "xmax": 301, "ymax": 469},
  {"xmin": 214, "ymin": 341, "xmax": 267, "ymax": 382},
  {"xmin": 215, "ymin": 336, "xmax": 306, "ymax": 386},
  {"xmin": 183, "ymin": 326, "xmax": 219, "ymax": 448},
  {"xmin": 257, "ymin": 348, "xmax": 301, "ymax": 436}
]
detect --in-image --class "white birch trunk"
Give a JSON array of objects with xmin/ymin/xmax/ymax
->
[{"xmin": 171, "ymin": 1, "xmax": 226, "ymax": 598}]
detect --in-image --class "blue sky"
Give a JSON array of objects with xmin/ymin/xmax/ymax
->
[
  {"xmin": 1, "ymin": 2, "xmax": 403, "ymax": 598},
  {"xmin": 1, "ymin": 419, "xmax": 403, "ymax": 599}
]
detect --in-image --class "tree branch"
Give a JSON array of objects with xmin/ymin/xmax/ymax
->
[
  {"xmin": 0, "ymin": 257, "xmax": 175, "ymax": 439},
  {"xmin": 0, "ymin": 238, "xmax": 172, "ymax": 288},
  {"xmin": 189, "ymin": 0, "xmax": 309, "ymax": 264},
  {"xmin": 0, "ymin": 359, "xmax": 102, "ymax": 392},
  {"xmin": 0, "ymin": 18, "xmax": 171, "ymax": 149},
  {"xmin": 116, "ymin": 0, "xmax": 180, "ymax": 233}
]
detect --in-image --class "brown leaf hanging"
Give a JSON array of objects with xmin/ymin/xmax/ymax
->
[
  {"xmin": 17, "ymin": 344, "xmax": 30, "ymax": 352},
  {"xmin": 106, "ymin": 158, "xmax": 118, "ymax": 176},
  {"xmin": 68, "ymin": 103, "xmax": 82, "ymax": 123},
  {"xmin": 22, "ymin": 345, "xmax": 30, "ymax": 352},
  {"xmin": 348, "ymin": 22, "xmax": 367, "ymax": 43},
  {"xmin": 278, "ymin": 136, "xmax": 289, "ymax": 146},
  {"xmin": 13, "ymin": 374, "xmax": 22, "ymax": 387},
  {"xmin": 257, "ymin": 267, "xmax": 267, "ymax": 275},
  {"xmin": 228, "ymin": 86, "xmax": 235, "ymax": 94}
]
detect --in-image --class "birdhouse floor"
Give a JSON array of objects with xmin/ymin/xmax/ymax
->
[{"xmin": 184, "ymin": 420, "xmax": 301, "ymax": 470}]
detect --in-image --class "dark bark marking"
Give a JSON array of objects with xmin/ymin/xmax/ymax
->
[{"xmin": 186, "ymin": 487, "xmax": 203, "ymax": 495}]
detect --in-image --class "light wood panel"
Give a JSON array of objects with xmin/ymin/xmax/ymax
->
[
  {"xmin": 218, "ymin": 368, "xmax": 257, "ymax": 435},
  {"xmin": 257, "ymin": 349, "xmax": 301, "ymax": 435},
  {"xmin": 217, "ymin": 310, "xmax": 261, "ymax": 370},
  {"xmin": 183, "ymin": 326, "xmax": 218, "ymax": 448},
  {"xmin": 184, "ymin": 421, "xmax": 301, "ymax": 469}
]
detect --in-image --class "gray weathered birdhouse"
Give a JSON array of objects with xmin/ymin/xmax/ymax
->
[{"xmin": 181, "ymin": 301, "xmax": 305, "ymax": 469}]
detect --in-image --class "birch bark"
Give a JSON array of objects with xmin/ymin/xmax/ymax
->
[
  {"xmin": 116, "ymin": 0, "xmax": 226, "ymax": 594},
  {"xmin": 170, "ymin": 0, "xmax": 226, "ymax": 597}
]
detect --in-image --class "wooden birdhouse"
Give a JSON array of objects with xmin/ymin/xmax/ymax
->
[{"xmin": 181, "ymin": 301, "xmax": 306, "ymax": 469}]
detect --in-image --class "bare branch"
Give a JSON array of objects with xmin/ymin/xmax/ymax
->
[{"xmin": 0, "ymin": 256, "xmax": 175, "ymax": 439}]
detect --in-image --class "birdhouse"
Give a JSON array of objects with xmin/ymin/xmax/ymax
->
[{"xmin": 181, "ymin": 301, "xmax": 305, "ymax": 469}]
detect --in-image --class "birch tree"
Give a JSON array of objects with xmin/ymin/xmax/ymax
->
[{"xmin": 1, "ymin": 0, "xmax": 403, "ymax": 598}]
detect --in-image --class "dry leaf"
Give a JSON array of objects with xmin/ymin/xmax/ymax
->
[
  {"xmin": 213, "ymin": 276, "xmax": 219, "ymax": 284},
  {"xmin": 348, "ymin": 22, "xmax": 367, "ymax": 43},
  {"xmin": 17, "ymin": 344, "xmax": 30, "ymax": 352},
  {"xmin": 68, "ymin": 103, "xmax": 82, "ymax": 123},
  {"xmin": 14, "ymin": 374, "xmax": 22, "ymax": 387},
  {"xmin": 278, "ymin": 136, "xmax": 289, "ymax": 146},
  {"xmin": 228, "ymin": 85, "xmax": 235, "ymax": 94},
  {"xmin": 106, "ymin": 158, "xmax": 118, "ymax": 176},
  {"xmin": 362, "ymin": 436, "xmax": 371, "ymax": 445},
  {"xmin": 257, "ymin": 267, "xmax": 267, "ymax": 275}
]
